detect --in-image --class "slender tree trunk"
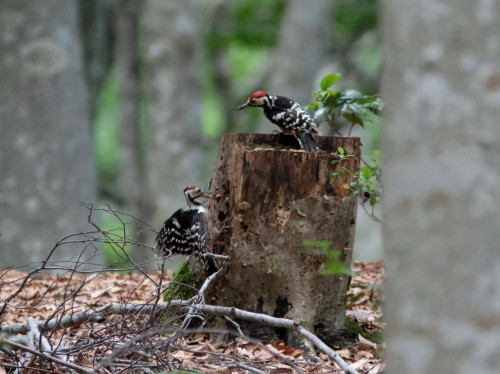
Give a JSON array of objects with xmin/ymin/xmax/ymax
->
[
  {"xmin": 205, "ymin": 134, "xmax": 360, "ymax": 348},
  {"xmin": 255, "ymin": 0, "xmax": 335, "ymax": 133},
  {"xmin": 78, "ymin": 0, "xmax": 114, "ymax": 123},
  {"xmin": 382, "ymin": 1, "xmax": 500, "ymax": 373},
  {"xmin": 0, "ymin": 0, "xmax": 98, "ymax": 268},
  {"xmin": 142, "ymin": 0, "xmax": 205, "ymax": 264},
  {"xmin": 113, "ymin": 0, "xmax": 152, "ymax": 254}
]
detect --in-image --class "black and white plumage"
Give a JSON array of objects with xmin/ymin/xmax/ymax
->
[
  {"xmin": 155, "ymin": 185, "xmax": 211, "ymax": 258},
  {"xmin": 235, "ymin": 91, "xmax": 320, "ymax": 152}
]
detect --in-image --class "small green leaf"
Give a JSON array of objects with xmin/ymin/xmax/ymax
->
[
  {"xmin": 320, "ymin": 73, "xmax": 342, "ymax": 90},
  {"xmin": 308, "ymin": 100, "xmax": 319, "ymax": 110},
  {"xmin": 313, "ymin": 107, "xmax": 327, "ymax": 122},
  {"xmin": 322, "ymin": 251, "xmax": 351, "ymax": 275},
  {"xmin": 338, "ymin": 146, "xmax": 345, "ymax": 155},
  {"xmin": 342, "ymin": 111, "xmax": 363, "ymax": 126},
  {"xmin": 373, "ymin": 149, "xmax": 380, "ymax": 156},
  {"xmin": 361, "ymin": 166, "xmax": 371, "ymax": 180},
  {"xmin": 324, "ymin": 93, "xmax": 339, "ymax": 107},
  {"xmin": 302, "ymin": 239, "xmax": 317, "ymax": 247},
  {"xmin": 341, "ymin": 89, "xmax": 364, "ymax": 100}
]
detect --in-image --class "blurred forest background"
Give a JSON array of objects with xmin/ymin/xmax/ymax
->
[{"xmin": 0, "ymin": 0, "xmax": 381, "ymax": 269}]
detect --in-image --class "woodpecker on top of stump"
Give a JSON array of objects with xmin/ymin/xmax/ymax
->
[
  {"xmin": 155, "ymin": 185, "xmax": 217, "ymax": 273},
  {"xmin": 235, "ymin": 91, "xmax": 321, "ymax": 153}
]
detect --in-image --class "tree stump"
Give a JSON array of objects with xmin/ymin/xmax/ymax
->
[{"xmin": 205, "ymin": 133, "xmax": 360, "ymax": 347}]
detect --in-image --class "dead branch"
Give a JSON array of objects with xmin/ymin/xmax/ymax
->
[
  {"xmin": 0, "ymin": 300, "xmax": 192, "ymax": 335},
  {"xmin": 187, "ymin": 304, "xmax": 360, "ymax": 374},
  {"xmin": 180, "ymin": 268, "xmax": 222, "ymax": 330},
  {"xmin": 2, "ymin": 338, "xmax": 93, "ymax": 374},
  {"xmin": 0, "ymin": 203, "xmax": 375, "ymax": 374},
  {"xmin": 1, "ymin": 300, "xmax": 360, "ymax": 374},
  {"xmin": 228, "ymin": 362, "xmax": 269, "ymax": 374}
]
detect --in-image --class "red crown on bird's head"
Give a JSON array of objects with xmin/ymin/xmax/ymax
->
[
  {"xmin": 184, "ymin": 184, "xmax": 200, "ymax": 191},
  {"xmin": 248, "ymin": 91, "xmax": 268, "ymax": 99}
]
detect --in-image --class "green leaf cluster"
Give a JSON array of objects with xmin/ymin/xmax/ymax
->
[
  {"xmin": 330, "ymin": 148, "xmax": 382, "ymax": 208},
  {"xmin": 350, "ymin": 150, "xmax": 381, "ymax": 207},
  {"xmin": 312, "ymin": 73, "xmax": 383, "ymax": 217},
  {"xmin": 308, "ymin": 74, "xmax": 383, "ymax": 134}
]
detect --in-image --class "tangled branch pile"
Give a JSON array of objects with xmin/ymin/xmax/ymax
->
[{"xmin": 0, "ymin": 206, "xmax": 383, "ymax": 373}]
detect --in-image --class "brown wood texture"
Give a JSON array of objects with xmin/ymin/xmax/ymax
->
[{"xmin": 205, "ymin": 133, "xmax": 361, "ymax": 342}]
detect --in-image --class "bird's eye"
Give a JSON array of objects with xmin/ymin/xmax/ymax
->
[{"xmin": 250, "ymin": 99, "xmax": 256, "ymax": 103}]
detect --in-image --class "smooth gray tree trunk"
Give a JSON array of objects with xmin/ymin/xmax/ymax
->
[
  {"xmin": 142, "ymin": 0, "xmax": 205, "ymax": 254},
  {"xmin": 0, "ymin": 0, "xmax": 98, "ymax": 268},
  {"xmin": 78, "ymin": 0, "xmax": 113, "ymax": 123},
  {"xmin": 382, "ymin": 1, "xmax": 500, "ymax": 373},
  {"xmin": 256, "ymin": 0, "xmax": 335, "ymax": 133},
  {"xmin": 114, "ymin": 0, "xmax": 153, "ymax": 256}
]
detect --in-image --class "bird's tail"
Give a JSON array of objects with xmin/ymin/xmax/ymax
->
[{"xmin": 296, "ymin": 132, "xmax": 319, "ymax": 153}]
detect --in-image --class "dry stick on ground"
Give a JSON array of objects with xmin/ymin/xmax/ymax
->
[
  {"xmin": 102, "ymin": 326, "xmax": 306, "ymax": 374},
  {"xmin": 26, "ymin": 317, "xmax": 66, "ymax": 362},
  {"xmin": 0, "ymin": 205, "xmax": 361, "ymax": 374},
  {"xmin": 180, "ymin": 268, "xmax": 222, "ymax": 330},
  {"xmin": 2, "ymin": 338, "xmax": 93, "ymax": 374},
  {"xmin": 189, "ymin": 304, "xmax": 360, "ymax": 374},
  {"xmin": 228, "ymin": 363, "xmax": 269, "ymax": 374},
  {"xmin": 0, "ymin": 300, "xmax": 359, "ymax": 374},
  {"xmin": 0, "ymin": 301, "xmax": 192, "ymax": 335}
]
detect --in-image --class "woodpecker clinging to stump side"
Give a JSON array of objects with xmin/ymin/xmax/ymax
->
[
  {"xmin": 235, "ymin": 91, "xmax": 321, "ymax": 153},
  {"xmin": 155, "ymin": 185, "xmax": 216, "ymax": 273}
]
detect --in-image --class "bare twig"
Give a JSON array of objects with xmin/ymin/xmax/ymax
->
[
  {"xmin": 1, "ymin": 301, "xmax": 359, "ymax": 374},
  {"xmin": 0, "ymin": 301, "xmax": 191, "ymax": 335},
  {"xmin": 180, "ymin": 268, "xmax": 222, "ymax": 330},
  {"xmin": 26, "ymin": 317, "xmax": 66, "ymax": 362},
  {"xmin": 187, "ymin": 304, "xmax": 360, "ymax": 374},
  {"xmin": 228, "ymin": 362, "xmax": 268, "ymax": 374},
  {"xmin": 2, "ymin": 338, "xmax": 94, "ymax": 374},
  {"xmin": 0, "ymin": 203, "xmax": 370, "ymax": 374}
]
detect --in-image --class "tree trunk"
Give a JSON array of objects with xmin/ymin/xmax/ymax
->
[
  {"xmin": 0, "ymin": 0, "xmax": 98, "ymax": 269},
  {"xmin": 382, "ymin": 1, "xmax": 500, "ymax": 373},
  {"xmin": 142, "ymin": 0, "xmax": 205, "ymax": 269},
  {"xmin": 77, "ymin": 0, "xmax": 113, "ymax": 123},
  {"xmin": 255, "ymin": 0, "xmax": 335, "ymax": 134},
  {"xmin": 205, "ymin": 134, "xmax": 360, "ymax": 347},
  {"xmin": 114, "ymin": 0, "xmax": 153, "ymax": 256}
]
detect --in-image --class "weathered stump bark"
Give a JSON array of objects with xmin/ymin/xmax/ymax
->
[{"xmin": 205, "ymin": 134, "xmax": 360, "ymax": 346}]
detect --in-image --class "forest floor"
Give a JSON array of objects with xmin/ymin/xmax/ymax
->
[{"xmin": 0, "ymin": 261, "xmax": 384, "ymax": 374}]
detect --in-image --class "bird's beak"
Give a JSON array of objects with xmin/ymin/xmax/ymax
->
[
  {"xmin": 202, "ymin": 190, "xmax": 224, "ymax": 200},
  {"xmin": 235, "ymin": 101, "xmax": 249, "ymax": 112},
  {"xmin": 201, "ymin": 190, "xmax": 214, "ymax": 199}
]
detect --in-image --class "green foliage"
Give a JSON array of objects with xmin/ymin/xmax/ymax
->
[
  {"xmin": 303, "ymin": 240, "xmax": 351, "ymax": 276},
  {"xmin": 330, "ymin": 147, "xmax": 382, "ymax": 213},
  {"xmin": 311, "ymin": 73, "xmax": 383, "ymax": 221},
  {"xmin": 335, "ymin": 0, "xmax": 378, "ymax": 39},
  {"xmin": 344, "ymin": 318, "xmax": 383, "ymax": 344},
  {"xmin": 309, "ymin": 74, "xmax": 383, "ymax": 135},
  {"xmin": 94, "ymin": 73, "xmax": 121, "ymax": 203},
  {"xmin": 99, "ymin": 212, "xmax": 133, "ymax": 269},
  {"xmin": 225, "ymin": 1, "xmax": 285, "ymax": 47},
  {"xmin": 319, "ymin": 73, "xmax": 342, "ymax": 91}
]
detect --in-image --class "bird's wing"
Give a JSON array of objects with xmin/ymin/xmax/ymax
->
[
  {"xmin": 155, "ymin": 208, "xmax": 206, "ymax": 255},
  {"xmin": 273, "ymin": 108, "xmax": 319, "ymax": 134}
]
